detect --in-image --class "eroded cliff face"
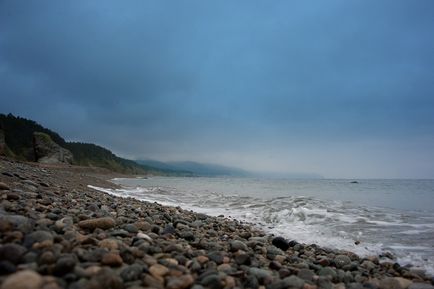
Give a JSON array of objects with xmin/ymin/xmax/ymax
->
[
  {"xmin": 33, "ymin": 132, "xmax": 73, "ymax": 164},
  {"xmin": 0, "ymin": 128, "xmax": 6, "ymax": 156}
]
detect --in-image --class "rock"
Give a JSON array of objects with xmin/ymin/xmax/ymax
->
[
  {"xmin": 0, "ymin": 260, "xmax": 16, "ymax": 275},
  {"xmin": 143, "ymin": 274, "xmax": 165, "ymax": 289},
  {"xmin": 53, "ymin": 255, "xmax": 77, "ymax": 276},
  {"xmin": 6, "ymin": 192, "xmax": 20, "ymax": 200},
  {"xmin": 249, "ymin": 267, "xmax": 272, "ymax": 283},
  {"xmin": 0, "ymin": 182, "xmax": 10, "ymax": 190},
  {"xmin": 33, "ymin": 132, "xmax": 73, "ymax": 164},
  {"xmin": 123, "ymin": 223, "xmax": 139, "ymax": 233},
  {"xmin": 408, "ymin": 283, "xmax": 434, "ymax": 289},
  {"xmin": 98, "ymin": 239, "xmax": 119, "ymax": 251},
  {"xmin": 86, "ymin": 268, "xmax": 123, "ymax": 289},
  {"xmin": 136, "ymin": 232, "xmax": 153, "ymax": 242},
  {"xmin": 269, "ymin": 260, "xmax": 282, "ymax": 270},
  {"xmin": 149, "ymin": 264, "xmax": 169, "ymax": 278},
  {"xmin": 201, "ymin": 274, "xmax": 223, "ymax": 289},
  {"xmin": 78, "ymin": 217, "xmax": 116, "ymax": 230},
  {"xmin": 38, "ymin": 251, "xmax": 56, "ymax": 265},
  {"xmin": 120, "ymin": 264, "xmax": 143, "ymax": 281},
  {"xmin": 101, "ymin": 253, "xmax": 123, "ymax": 267},
  {"xmin": 162, "ymin": 224, "xmax": 176, "ymax": 235},
  {"xmin": 235, "ymin": 253, "xmax": 251, "ymax": 265},
  {"xmin": 334, "ymin": 255, "xmax": 352, "ymax": 268},
  {"xmin": 229, "ymin": 240, "xmax": 248, "ymax": 252},
  {"xmin": 380, "ymin": 278, "xmax": 413, "ymax": 289},
  {"xmin": 318, "ymin": 267, "xmax": 337, "ymax": 280},
  {"xmin": 23, "ymin": 230, "xmax": 53, "ymax": 248},
  {"xmin": 110, "ymin": 229, "xmax": 129, "ymax": 237},
  {"xmin": 283, "ymin": 276, "xmax": 305, "ymax": 289},
  {"xmin": 272, "ymin": 236, "xmax": 290, "ymax": 251},
  {"xmin": 0, "ymin": 243, "xmax": 27, "ymax": 264},
  {"xmin": 134, "ymin": 221, "xmax": 151, "ymax": 231},
  {"xmin": 167, "ymin": 274, "xmax": 195, "ymax": 289},
  {"xmin": 1, "ymin": 270, "xmax": 44, "ymax": 289},
  {"xmin": 298, "ymin": 269, "xmax": 315, "ymax": 282},
  {"xmin": 207, "ymin": 251, "xmax": 224, "ymax": 264},
  {"xmin": 179, "ymin": 230, "xmax": 195, "ymax": 241}
]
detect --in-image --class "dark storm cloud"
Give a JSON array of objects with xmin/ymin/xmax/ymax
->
[{"xmin": 1, "ymin": 1, "xmax": 434, "ymax": 178}]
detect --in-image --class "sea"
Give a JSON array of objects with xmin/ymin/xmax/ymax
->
[{"xmin": 89, "ymin": 177, "xmax": 434, "ymax": 275}]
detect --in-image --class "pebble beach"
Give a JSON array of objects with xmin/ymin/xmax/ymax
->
[{"xmin": 0, "ymin": 157, "xmax": 433, "ymax": 289}]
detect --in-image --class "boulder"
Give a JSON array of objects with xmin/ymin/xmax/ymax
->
[{"xmin": 33, "ymin": 132, "xmax": 73, "ymax": 164}]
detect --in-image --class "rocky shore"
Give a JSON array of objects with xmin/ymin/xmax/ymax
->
[{"xmin": 0, "ymin": 157, "xmax": 433, "ymax": 289}]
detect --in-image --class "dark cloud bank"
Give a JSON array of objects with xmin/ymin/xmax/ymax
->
[{"xmin": 1, "ymin": 1, "xmax": 434, "ymax": 178}]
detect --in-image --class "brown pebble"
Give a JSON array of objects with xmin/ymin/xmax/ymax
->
[
  {"xmin": 166, "ymin": 274, "xmax": 195, "ymax": 289},
  {"xmin": 101, "ymin": 253, "xmax": 123, "ymax": 267},
  {"xmin": 143, "ymin": 274, "xmax": 164, "ymax": 289},
  {"xmin": 0, "ymin": 181, "xmax": 10, "ymax": 190},
  {"xmin": 98, "ymin": 238, "xmax": 119, "ymax": 250},
  {"xmin": 196, "ymin": 255, "xmax": 209, "ymax": 264},
  {"xmin": 149, "ymin": 264, "xmax": 169, "ymax": 278},
  {"xmin": 225, "ymin": 276, "xmax": 236, "ymax": 288},
  {"xmin": 6, "ymin": 192, "xmax": 19, "ymax": 200},
  {"xmin": 1, "ymin": 270, "xmax": 44, "ymax": 289},
  {"xmin": 78, "ymin": 217, "xmax": 116, "ymax": 230}
]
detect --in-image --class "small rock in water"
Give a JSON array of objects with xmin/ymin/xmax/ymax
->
[{"xmin": 272, "ymin": 236, "xmax": 290, "ymax": 251}]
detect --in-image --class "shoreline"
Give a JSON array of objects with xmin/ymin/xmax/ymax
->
[{"xmin": 0, "ymin": 158, "xmax": 433, "ymax": 289}]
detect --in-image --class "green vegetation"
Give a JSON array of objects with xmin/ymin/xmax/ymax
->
[{"xmin": 0, "ymin": 113, "xmax": 190, "ymax": 175}]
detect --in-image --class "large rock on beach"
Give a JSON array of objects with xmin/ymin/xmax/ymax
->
[{"xmin": 33, "ymin": 132, "xmax": 73, "ymax": 164}]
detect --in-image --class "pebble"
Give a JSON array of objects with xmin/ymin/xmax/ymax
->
[
  {"xmin": 98, "ymin": 238, "xmax": 119, "ymax": 250},
  {"xmin": 6, "ymin": 192, "xmax": 19, "ymax": 200},
  {"xmin": 229, "ymin": 240, "xmax": 248, "ymax": 252},
  {"xmin": 0, "ymin": 243, "xmax": 27, "ymax": 264},
  {"xmin": 408, "ymin": 283, "xmax": 434, "ymax": 289},
  {"xmin": 149, "ymin": 264, "xmax": 169, "ymax": 277},
  {"xmin": 120, "ymin": 264, "xmax": 143, "ymax": 281},
  {"xmin": 53, "ymin": 255, "xmax": 77, "ymax": 276},
  {"xmin": 101, "ymin": 252, "xmax": 123, "ymax": 266},
  {"xmin": 78, "ymin": 217, "xmax": 116, "ymax": 230},
  {"xmin": 167, "ymin": 274, "xmax": 195, "ymax": 289},
  {"xmin": 0, "ymin": 181, "xmax": 10, "ymax": 190},
  {"xmin": 334, "ymin": 255, "xmax": 352, "ymax": 268},
  {"xmin": 1, "ymin": 270, "xmax": 44, "ymax": 289},
  {"xmin": 272, "ymin": 236, "xmax": 290, "ymax": 251}
]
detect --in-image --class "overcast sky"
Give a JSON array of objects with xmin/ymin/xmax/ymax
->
[{"xmin": 1, "ymin": 1, "xmax": 434, "ymax": 178}]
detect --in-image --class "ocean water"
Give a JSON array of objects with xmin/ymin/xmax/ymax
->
[{"xmin": 90, "ymin": 177, "xmax": 434, "ymax": 275}]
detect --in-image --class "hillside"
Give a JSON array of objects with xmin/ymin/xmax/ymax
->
[
  {"xmin": 0, "ymin": 113, "xmax": 184, "ymax": 175},
  {"xmin": 137, "ymin": 159, "xmax": 251, "ymax": 177}
]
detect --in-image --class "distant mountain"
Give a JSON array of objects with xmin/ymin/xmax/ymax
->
[
  {"xmin": 0, "ymin": 113, "xmax": 186, "ymax": 175},
  {"xmin": 137, "ymin": 160, "xmax": 251, "ymax": 177}
]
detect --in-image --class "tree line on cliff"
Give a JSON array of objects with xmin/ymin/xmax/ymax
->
[{"xmin": 0, "ymin": 113, "xmax": 191, "ymax": 175}]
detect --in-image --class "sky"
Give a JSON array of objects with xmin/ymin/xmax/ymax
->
[{"xmin": 1, "ymin": 1, "xmax": 434, "ymax": 178}]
